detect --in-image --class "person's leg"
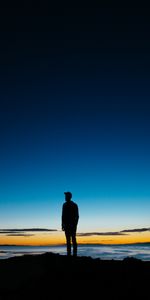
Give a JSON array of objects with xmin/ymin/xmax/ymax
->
[
  {"xmin": 72, "ymin": 230, "xmax": 77, "ymax": 257},
  {"xmin": 65, "ymin": 231, "xmax": 71, "ymax": 256}
]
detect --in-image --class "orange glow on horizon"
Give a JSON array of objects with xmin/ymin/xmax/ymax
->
[
  {"xmin": 77, "ymin": 232, "xmax": 150, "ymax": 245},
  {"xmin": 0, "ymin": 231, "xmax": 150, "ymax": 246}
]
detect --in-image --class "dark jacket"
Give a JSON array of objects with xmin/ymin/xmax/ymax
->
[{"xmin": 62, "ymin": 201, "xmax": 79, "ymax": 231}]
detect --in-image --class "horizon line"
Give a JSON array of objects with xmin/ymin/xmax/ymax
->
[{"xmin": 0, "ymin": 241, "xmax": 150, "ymax": 247}]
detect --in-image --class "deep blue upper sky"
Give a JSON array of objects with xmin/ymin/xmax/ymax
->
[{"xmin": 0, "ymin": 5, "xmax": 150, "ymax": 233}]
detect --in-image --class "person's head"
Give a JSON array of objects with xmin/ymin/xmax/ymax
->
[{"xmin": 64, "ymin": 191, "xmax": 72, "ymax": 202}]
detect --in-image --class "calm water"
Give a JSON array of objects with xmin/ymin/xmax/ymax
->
[{"xmin": 0, "ymin": 244, "xmax": 150, "ymax": 260}]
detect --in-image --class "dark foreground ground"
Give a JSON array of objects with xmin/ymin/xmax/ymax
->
[{"xmin": 0, "ymin": 253, "xmax": 150, "ymax": 300}]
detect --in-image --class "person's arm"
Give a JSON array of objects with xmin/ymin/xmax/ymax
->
[
  {"xmin": 61, "ymin": 204, "xmax": 65, "ymax": 231},
  {"xmin": 75, "ymin": 204, "xmax": 79, "ymax": 225},
  {"xmin": 77, "ymin": 205, "xmax": 79, "ymax": 223}
]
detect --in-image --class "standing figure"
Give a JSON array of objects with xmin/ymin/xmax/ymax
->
[{"xmin": 62, "ymin": 191, "xmax": 79, "ymax": 256}]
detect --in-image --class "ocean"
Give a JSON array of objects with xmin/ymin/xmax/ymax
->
[{"xmin": 0, "ymin": 244, "xmax": 150, "ymax": 260}]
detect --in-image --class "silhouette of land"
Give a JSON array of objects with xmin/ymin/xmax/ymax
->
[{"xmin": 0, "ymin": 253, "xmax": 149, "ymax": 299}]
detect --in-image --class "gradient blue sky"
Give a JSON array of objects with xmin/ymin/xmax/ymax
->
[{"xmin": 0, "ymin": 5, "xmax": 150, "ymax": 244}]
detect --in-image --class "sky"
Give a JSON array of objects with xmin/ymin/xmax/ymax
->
[{"xmin": 0, "ymin": 4, "xmax": 150, "ymax": 245}]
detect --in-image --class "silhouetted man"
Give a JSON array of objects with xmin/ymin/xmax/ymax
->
[{"xmin": 62, "ymin": 192, "xmax": 79, "ymax": 257}]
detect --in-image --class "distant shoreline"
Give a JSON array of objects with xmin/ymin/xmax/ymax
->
[
  {"xmin": 1, "ymin": 243, "xmax": 150, "ymax": 261},
  {"xmin": 0, "ymin": 242, "xmax": 150, "ymax": 247}
]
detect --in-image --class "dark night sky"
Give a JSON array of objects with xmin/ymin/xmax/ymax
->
[{"xmin": 0, "ymin": 4, "xmax": 150, "ymax": 243}]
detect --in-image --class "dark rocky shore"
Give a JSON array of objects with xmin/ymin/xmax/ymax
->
[{"xmin": 0, "ymin": 253, "xmax": 149, "ymax": 299}]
